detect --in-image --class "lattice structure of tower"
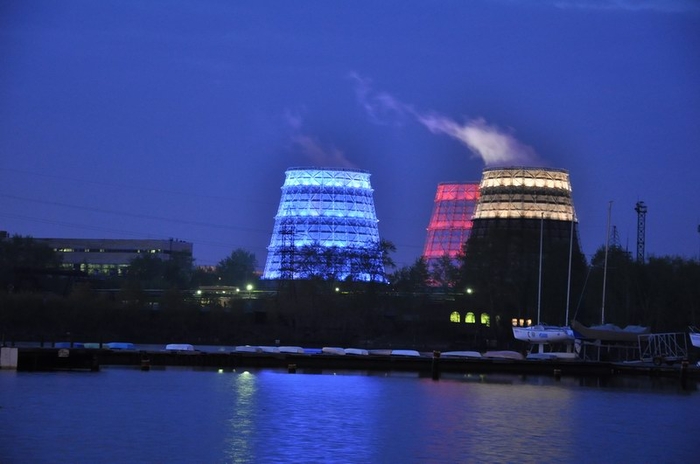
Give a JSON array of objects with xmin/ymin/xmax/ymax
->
[
  {"xmin": 263, "ymin": 167, "xmax": 385, "ymax": 282},
  {"xmin": 464, "ymin": 167, "xmax": 584, "ymax": 326},
  {"xmin": 422, "ymin": 182, "xmax": 480, "ymax": 269},
  {"xmin": 471, "ymin": 167, "xmax": 576, "ymax": 225},
  {"xmin": 635, "ymin": 201, "xmax": 647, "ymax": 262}
]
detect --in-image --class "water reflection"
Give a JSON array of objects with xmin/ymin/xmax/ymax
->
[
  {"xmin": 1, "ymin": 367, "xmax": 698, "ymax": 463},
  {"xmin": 226, "ymin": 371, "xmax": 257, "ymax": 463}
]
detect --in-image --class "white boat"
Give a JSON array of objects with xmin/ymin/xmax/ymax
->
[
  {"xmin": 258, "ymin": 346, "xmax": 280, "ymax": 353},
  {"xmin": 321, "ymin": 347, "xmax": 346, "ymax": 355},
  {"xmin": 390, "ymin": 349, "xmax": 421, "ymax": 357},
  {"xmin": 165, "ymin": 343, "xmax": 195, "ymax": 351},
  {"xmin": 234, "ymin": 345, "xmax": 261, "ymax": 353},
  {"xmin": 483, "ymin": 350, "xmax": 525, "ymax": 361},
  {"xmin": 512, "ymin": 215, "xmax": 575, "ymax": 347},
  {"xmin": 368, "ymin": 349, "xmax": 392, "ymax": 356},
  {"xmin": 278, "ymin": 346, "xmax": 304, "ymax": 354},
  {"xmin": 513, "ymin": 325, "xmax": 574, "ymax": 344},
  {"xmin": 690, "ymin": 327, "xmax": 700, "ymax": 348},
  {"xmin": 344, "ymin": 348, "xmax": 369, "ymax": 356},
  {"xmin": 441, "ymin": 351, "xmax": 482, "ymax": 358},
  {"xmin": 105, "ymin": 342, "xmax": 135, "ymax": 350}
]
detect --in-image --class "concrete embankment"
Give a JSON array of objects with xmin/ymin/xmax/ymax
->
[{"xmin": 12, "ymin": 347, "xmax": 700, "ymax": 381}]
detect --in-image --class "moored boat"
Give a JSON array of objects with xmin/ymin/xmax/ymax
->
[
  {"xmin": 344, "ymin": 348, "xmax": 369, "ymax": 356},
  {"xmin": 483, "ymin": 350, "xmax": 524, "ymax": 360},
  {"xmin": 689, "ymin": 327, "xmax": 700, "ymax": 348},
  {"xmin": 105, "ymin": 342, "xmax": 135, "ymax": 350},
  {"xmin": 390, "ymin": 349, "xmax": 421, "ymax": 357},
  {"xmin": 441, "ymin": 351, "xmax": 482, "ymax": 359},
  {"xmin": 571, "ymin": 320, "xmax": 649, "ymax": 343},
  {"xmin": 165, "ymin": 343, "xmax": 195, "ymax": 352},
  {"xmin": 321, "ymin": 347, "xmax": 346, "ymax": 355},
  {"xmin": 234, "ymin": 345, "xmax": 261, "ymax": 353},
  {"xmin": 278, "ymin": 346, "xmax": 304, "ymax": 354},
  {"xmin": 258, "ymin": 346, "xmax": 280, "ymax": 353},
  {"xmin": 513, "ymin": 325, "xmax": 574, "ymax": 344}
]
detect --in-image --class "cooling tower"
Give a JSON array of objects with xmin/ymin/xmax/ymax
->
[
  {"xmin": 263, "ymin": 167, "xmax": 385, "ymax": 282},
  {"xmin": 473, "ymin": 166, "xmax": 575, "ymax": 222},
  {"xmin": 469, "ymin": 166, "xmax": 577, "ymax": 241},
  {"xmin": 422, "ymin": 182, "xmax": 480, "ymax": 268},
  {"xmin": 464, "ymin": 166, "xmax": 584, "ymax": 327}
]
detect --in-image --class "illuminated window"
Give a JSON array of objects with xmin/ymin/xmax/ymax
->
[
  {"xmin": 480, "ymin": 313, "xmax": 490, "ymax": 327},
  {"xmin": 465, "ymin": 312, "xmax": 476, "ymax": 324},
  {"xmin": 450, "ymin": 311, "xmax": 461, "ymax": 323}
]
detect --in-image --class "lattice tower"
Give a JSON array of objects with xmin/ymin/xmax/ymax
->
[
  {"xmin": 263, "ymin": 167, "xmax": 384, "ymax": 281},
  {"xmin": 635, "ymin": 201, "xmax": 647, "ymax": 262},
  {"xmin": 422, "ymin": 182, "xmax": 480, "ymax": 268},
  {"xmin": 465, "ymin": 166, "xmax": 583, "ymax": 327}
]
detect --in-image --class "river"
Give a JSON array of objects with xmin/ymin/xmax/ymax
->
[{"xmin": 1, "ymin": 366, "xmax": 697, "ymax": 463}]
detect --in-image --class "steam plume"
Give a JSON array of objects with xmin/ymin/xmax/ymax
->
[
  {"xmin": 350, "ymin": 72, "xmax": 540, "ymax": 167},
  {"xmin": 284, "ymin": 109, "xmax": 355, "ymax": 168}
]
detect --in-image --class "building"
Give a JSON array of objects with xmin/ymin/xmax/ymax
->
[
  {"xmin": 263, "ymin": 167, "xmax": 385, "ymax": 282},
  {"xmin": 470, "ymin": 166, "xmax": 577, "ymax": 236},
  {"xmin": 422, "ymin": 182, "xmax": 480, "ymax": 270},
  {"xmin": 36, "ymin": 238, "xmax": 193, "ymax": 276},
  {"xmin": 462, "ymin": 167, "xmax": 585, "ymax": 328}
]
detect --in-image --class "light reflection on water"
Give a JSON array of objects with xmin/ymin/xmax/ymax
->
[{"xmin": 1, "ymin": 367, "xmax": 698, "ymax": 463}]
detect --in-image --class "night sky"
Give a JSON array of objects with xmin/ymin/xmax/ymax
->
[{"xmin": 2, "ymin": 0, "xmax": 699, "ymax": 270}]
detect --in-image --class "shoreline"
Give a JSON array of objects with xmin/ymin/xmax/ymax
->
[{"xmin": 7, "ymin": 347, "xmax": 700, "ymax": 382}]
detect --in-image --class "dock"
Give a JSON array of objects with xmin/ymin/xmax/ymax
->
[{"xmin": 9, "ymin": 347, "xmax": 700, "ymax": 381}]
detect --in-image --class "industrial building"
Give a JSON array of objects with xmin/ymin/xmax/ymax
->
[
  {"xmin": 462, "ymin": 166, "xmax": 585, "ymax": 328},
  {"xmin": 422, "ymin": 182, "xmax": 480, "ymax": 270},
  {"xmin": 35, "ymin": 238, "xmax": 193, "ymax": 276},
  {"xmin": 262, "ymin": 167, "xmax": 385, "ymax": 282}
]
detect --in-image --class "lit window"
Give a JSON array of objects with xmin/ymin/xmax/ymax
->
[
  {"xmin": 465, "ymin": 312, "xmax": 476, "ymax": 324},
  {"xmin": 450, "ymin": 311, "xmax": 461, "ymax": 323},
  {"xmin": 480, "ymin": 313, "xmax": 490, "ymax": 327}
]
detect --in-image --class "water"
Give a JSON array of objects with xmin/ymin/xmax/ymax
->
[{"xmin": 1, "ymin": 367, "xmax": 697, "ymax": 464}]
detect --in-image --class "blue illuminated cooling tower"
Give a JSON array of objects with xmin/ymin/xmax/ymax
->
[{"xmin": 263, "ymin": 167, "xmax": 385, "ymax": 281}]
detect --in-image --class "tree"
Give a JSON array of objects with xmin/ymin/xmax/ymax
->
[
  {"xmin": 126, "ymin": 251, "xmax": 194, "ymax": 290},
  {"xmin": 380, "ymin": 239, "xmax": 397, "ymax": 273},
  {"xmin": 0, "ymin": 234, "xmax": 62, "ymax": 291},
  {"xmin": 389, "ymin": 257, "xmax": 430, "ymax": 292},
  {"xmin": 216, "ymin": 249, "xmax": 257, "ymax": 287},
  {"xmin": 430, "ymin": 254, "xmax": 460, "ymax": 289}
]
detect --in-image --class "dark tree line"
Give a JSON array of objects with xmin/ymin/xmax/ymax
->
[{"xmin": 1, "ymin": 233, "xmax": 699, "ymax": 347}]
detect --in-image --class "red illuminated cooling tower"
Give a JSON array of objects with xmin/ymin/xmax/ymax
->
[{"xmin": 422, "ymin": 182, "xmax": 480, "ymax": 268}]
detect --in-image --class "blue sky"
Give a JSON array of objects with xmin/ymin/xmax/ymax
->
[{"xmin": 1, "ymin": 0, "xmax": 699, "ymax": 270}]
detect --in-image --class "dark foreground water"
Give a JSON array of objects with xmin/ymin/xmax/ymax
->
[{"xmin": 1, "ymin": 367, "xmax": 698, "ymax": 464}]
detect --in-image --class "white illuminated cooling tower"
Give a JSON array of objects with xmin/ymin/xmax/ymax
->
[
  {"xmin": 263, "ymin": 167, "xmax": 385, "ymax": 282},
  {"xmin": 469, "ymin": 166, "xmax": 578, "ymax": 242}
]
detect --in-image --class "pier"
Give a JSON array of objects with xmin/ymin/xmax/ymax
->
[{"xmin": 9, "ymin": 347, "xmax": 700, "ymax": 381}]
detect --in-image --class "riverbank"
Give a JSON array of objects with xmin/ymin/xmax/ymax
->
[{"xmin": 9, "ymin": 347, "xmax": 699, "ymax": 383}]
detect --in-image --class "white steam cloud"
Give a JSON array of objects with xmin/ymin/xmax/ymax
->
[
  {"xmin": 284, "ymin": 109, "xmax": 355, "ymax": 169},
  {"xmin": 350, "ymin": 72, "xmax": 540, "ymax": 167},
  {"xmin": 416, "ymin": 114, "xmax": 538, "ymax": 166}
]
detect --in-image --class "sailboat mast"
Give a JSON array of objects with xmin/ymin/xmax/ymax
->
[
  {"xmin": 565, "ymin": 213, "xmax": 574, "ymax": 326},
  {"xmin": 537, "ymin": 212, "xmax": 543, "ymax": 325},
  {"xmin": 601, "ymin": 201, "xmax": 612, "ymax": 325}
]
